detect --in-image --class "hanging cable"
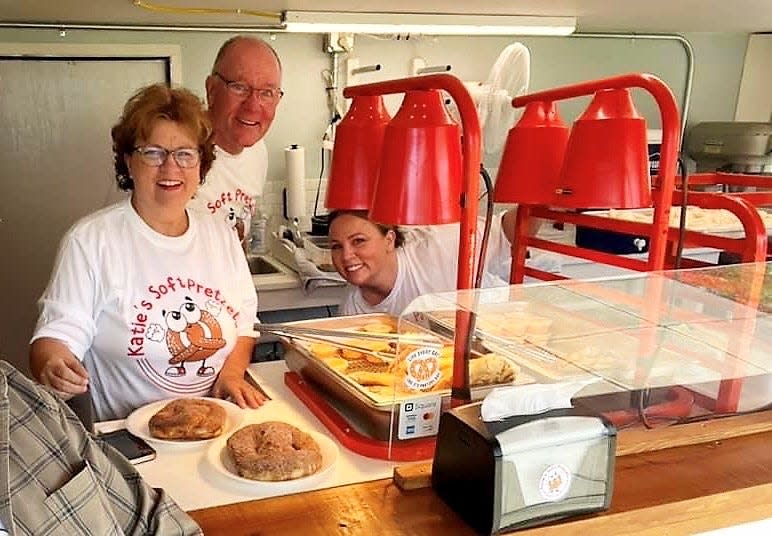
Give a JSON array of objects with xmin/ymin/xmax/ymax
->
[
  {"xmin": 313, "ymin": 144, "xmax": 330, "ymax": 218},
  {"xmin": 476, "ymin": 165, "xmax": 495, "ymax": 289},
  {"xmin": 316, "ymin": 63, "xmax": 342, "ymax": 219},
  {"xmin": 461, "ymin": 164, "xmax": 496, "ymax": 379},
  {"xmin": 132, "ymin": 0, "xmax": 281, "ymax": 20},
  {"xmin": 674, "ymin": 157, "xmax": 689, "ymax": 269}
]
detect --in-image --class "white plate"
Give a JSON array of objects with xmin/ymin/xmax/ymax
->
[
  {"xmin": 207, "ymin": 428, "xmax": 338, "ymax": 491},
  {"xmin": 125, "ymin": 397, "xmax": 244, "ymax": 447}
]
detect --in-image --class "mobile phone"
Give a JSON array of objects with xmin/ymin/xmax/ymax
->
[{"xmin": 100, "ymin": 429, "xmax": 157, "ymax": 465}]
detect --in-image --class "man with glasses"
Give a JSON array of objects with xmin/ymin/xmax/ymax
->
[{"xmin": 189, "ymin": 36, "xmax": 283, "ymax": 249}]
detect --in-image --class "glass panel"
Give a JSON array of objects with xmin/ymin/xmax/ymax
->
[{"xmin": 399, "ymin": 262, "xmax": 772, "ymax": 437}]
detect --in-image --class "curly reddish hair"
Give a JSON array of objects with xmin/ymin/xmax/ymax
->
[{"xmin": 111, "ymin": 84, "xmax": 215, "ymax": 191}]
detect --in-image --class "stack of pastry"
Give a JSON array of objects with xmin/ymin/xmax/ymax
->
[
  {"xmin": 349, "ymin": 350, "xmax": 517, "ymax": 396},
  {"xmin": 476, "ymin": 311, "xmax": 553, "ymax": 345},
  {"xmin": 307, "ymin": 321, "xmax": 412, "ymax": 376},
  {"xmin": 302, "ymin": 320, "xmax": 517, "ymax": 397}
]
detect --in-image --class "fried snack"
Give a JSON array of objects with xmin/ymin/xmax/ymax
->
[
  {"xmin": 340, "ymin": 347, "xmax": 365, "ymax": 360},
  {"xmin": 320, "ymin": 356, "xmax": 349, "ymax": 373},
  {"xmin": 477, "ymin": 317, "xmax": 527, "ymax": 339},
  {"xmin": 362, "ymin": 353, "xmax": 387, "ymax": 364},
  {"xmin": 149, "ymin": 398, "xmax": 226, "ymax": 440},
  {"xmin": 438, "ymin": 345, "xmax": 455, "ymax": 360},
  {"xmin": 438, "ymin": 356, "xmax": 454, "ymax": 372},
  {"xmin": 345, "ymin": 360, "xmax": 390, "ymax": 375},
  {"xmin": 364, "ymin": 383, "xmax": 418, "ymax": 396},
  {"xmin": 359, "ymin": 321, "xmax": 395, "ymax": 334},
  {"xmin": 429, "ymin": 354, "xmax": 517, "ymax": 392},
  {"xmin": 227, "ymin": 422, "xmax": 322, "ymax": 481},
  {"xmin": 476, "ymin": 312, "xmax": 553, "ymax": 343},
  {"xmin": 348, "ymin": 370, "xmax": 395, "ymax": 386},
  {"xmin": 562, "ymin": 348, "xmax": 616, "ymax": 370},
  {"xmin": 353, "ymin": 339, "xmax": 392, "ymax": 353},
  {"xmin": 469, "ymin": 353, "xmax": 516, "ymax": 386},
  {"xmin": 308, "ymin": 342, "xmax": 339, "ymax": 359},
  {"xmin": 432, "ymin": 374, "xmax": 452, "ymax": 391}
]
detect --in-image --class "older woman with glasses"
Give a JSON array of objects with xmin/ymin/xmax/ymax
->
[{"xmin": 30, "ymin": 84, "xmax": 267, "ymax": 421}]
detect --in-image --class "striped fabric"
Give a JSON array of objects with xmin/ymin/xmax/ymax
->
[{"xmin": 0, "ymin": 361, "xmax": 202, "ymax": 535}]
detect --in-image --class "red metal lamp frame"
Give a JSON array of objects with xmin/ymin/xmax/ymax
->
[
  {"xmin": 503, "ymin": 75, "xmax": 768, "ymax": 415},
  {"xmin": 506, "ymin": 73, "xmax": 681, "ymax": 284},
  {"xmin": 344, "ymin": 74, "xmax": 481, "ymax": 406}
]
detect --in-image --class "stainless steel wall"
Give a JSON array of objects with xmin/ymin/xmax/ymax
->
[{"xmin": 0, "ymin": 54, "xmax": 168, "ymax": 373}]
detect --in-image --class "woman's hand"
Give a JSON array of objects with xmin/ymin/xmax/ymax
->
[
  {"xmin": 211, "ymin": 335, "xmax": 266, "ymax": 409},
  {"xmin": 212, "ymin": 371, "xmax": 268, "ymax": 409},
  {"xmin": 30, "ymin": 337, "xmax": 89, "ymax": 397}
]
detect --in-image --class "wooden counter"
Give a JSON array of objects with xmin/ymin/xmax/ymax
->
[{"xmin": 189, "ymin": 429, "xmax": 772, "ymax": 535}]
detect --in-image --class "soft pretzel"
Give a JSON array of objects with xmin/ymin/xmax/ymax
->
[
  {"xmin": 469, "ymin": 353, "xmax": 516, "ymax": 385},
  {"xmin": 226, "ymin": 422, "xmax": 322, "ymax": 481},
  {"xmin": 148, "ymin": 398, "xmax": 226, "ymax": 440}
]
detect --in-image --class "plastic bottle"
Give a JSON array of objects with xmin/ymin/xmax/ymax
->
[{"xmin": 250, "ymin": 210, "xmax": 269, "ymax": 255}]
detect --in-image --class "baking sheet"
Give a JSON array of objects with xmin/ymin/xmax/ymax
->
[
  {"xmin": 586, "ymin": 206, "xmax": 772, "ymax": 234},
  {"xmin": 281, "ymin": 313, "xmax": 532, "ymax": 409}
]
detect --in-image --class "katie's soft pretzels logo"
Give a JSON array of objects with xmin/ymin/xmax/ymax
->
[
  {"xmin": 539, "ymin": 464, "xmax": 572, "ymax": 502},
  {"xmin": 404, "ymin": 347, "xmax": 442, "ymax": 390},
  {"xmin": 163, "ymin": 297, "xmax": 226, "ymax": 378}
]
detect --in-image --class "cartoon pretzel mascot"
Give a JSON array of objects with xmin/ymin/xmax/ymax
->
[{"xmin": 163, "ymin": 297, "xmax": 226, "ymax": 377}]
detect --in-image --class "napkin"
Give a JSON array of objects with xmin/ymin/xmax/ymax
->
[
  {"xmin": 481, "ymin": 379, "xmax": 596, "ymax": 422},
  {"xmin": 294, "ymin": 248, "xmax": 345, "ymax": 293}
]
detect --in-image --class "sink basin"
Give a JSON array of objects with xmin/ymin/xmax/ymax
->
[
  {"xmin": 247, "ymin": 254, "xmax": 301, "ymax": 292},
  {"xmin": 247, "ymin": 255, "xmax": 282, "ymax": 275}
]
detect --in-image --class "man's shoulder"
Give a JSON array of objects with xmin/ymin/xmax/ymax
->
[
  {"xmin": 189, "ymin": 208, "xmax": 234, "ymax": 238},
  {"xmin": 214, "ymin": 139, "xmax": 267, "ymax": 163},
  {"xmin": 0, "ymin": 360, "xmax": 60, "ymax": 411}
]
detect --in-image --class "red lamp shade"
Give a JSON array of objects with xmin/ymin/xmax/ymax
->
[
  {"xmin": 493, "ymin": 101, "xmax": 569, "ymax": 205},
  {"xmin": 369, "ymin": 89, "xmax": 462, "ymax": 225},
  {"xmin": 555, "ymin": 88, "xmax": 651, "ymax": 209},
  {"xmin": 326, "ymin": 95, "xmax": 392, "ymax": 210}
]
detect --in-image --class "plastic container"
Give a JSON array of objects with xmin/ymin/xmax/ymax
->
[{"xmin": 250, "ymin": 212, "xmax": 269, "ymax": 255}]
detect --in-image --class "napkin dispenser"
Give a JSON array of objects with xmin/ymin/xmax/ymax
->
[{"xmin": 432, "ymin": 402, "xmax": 616, "ymax": 534}]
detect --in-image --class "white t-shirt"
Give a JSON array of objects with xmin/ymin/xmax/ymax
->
[
  {"xmin": 338, "ymin": 216, "xmax": 511, "ymax": 316},
  {"xmin": 188, "ymin": 141, "xmax": 268, "ymax": 240},
  {"xmin": 32, "ymin": 199, "xmax": 258, "ymax": 421}
]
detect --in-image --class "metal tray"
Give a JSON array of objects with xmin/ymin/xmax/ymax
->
[{"xmin": 281, "ymin": 313, "xmax": 530, "ymax": 441}]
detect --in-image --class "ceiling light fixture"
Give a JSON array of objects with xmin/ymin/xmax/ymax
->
[{"xmin": 282, "ymin": 11, "xmax": 576, "ymax": 36}]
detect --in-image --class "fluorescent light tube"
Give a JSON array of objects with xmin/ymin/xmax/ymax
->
[{"xmin": 282, "ymin": 11, "xmax": 576, "ymax": 36}]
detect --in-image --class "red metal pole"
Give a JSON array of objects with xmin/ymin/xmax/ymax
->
[{"xmin": 345, "ymin": 74, "xmax": 481, "ymax": 406}]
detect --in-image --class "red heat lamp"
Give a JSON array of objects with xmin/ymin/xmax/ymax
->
[
  {"xmin": 493, "ymin": 100, "xmax": 569, "ymax": 205},
  {"xmin": 326, "ymin": 95, "xmax": 392, "ymax": 210},
  {"xmin": 369, "ymin": 89, "xmax": 463, "ymax": 225},
  {"xmin": 492, "ymin": 73, "xmax": 681, "ymax": 284},
  {"xmin": 494, "ymin": 88, "xmax": 652, "ymax": 210},
  {"xmin": 339, "ymin": 74, "xmax": 482, "ymax": 408},
  {"xmin": 555, "ymin": 88, "xmax": 651, "ymax": 209}
]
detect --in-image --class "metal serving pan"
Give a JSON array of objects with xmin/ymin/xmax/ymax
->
[{"xmin": 281, "ymin": 313, "xmax": 530, "ymax": 441}]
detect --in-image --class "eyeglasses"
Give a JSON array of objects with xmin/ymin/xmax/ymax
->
[
  {"xmin": 133, "ymin": 146, "xmax": 201, "ymax": 168},
  {"xmin": 213, "ymin": 72, "xmax": 284, "ymax": 104}
]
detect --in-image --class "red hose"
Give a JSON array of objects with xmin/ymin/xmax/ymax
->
[{"xmin": 602, "ymin": 386, "xmax": 695, "ymax": 428}]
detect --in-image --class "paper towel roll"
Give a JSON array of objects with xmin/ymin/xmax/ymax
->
[{"xmin": 284, "ymin": 144, "xmax": 307, "ymax": 222}]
